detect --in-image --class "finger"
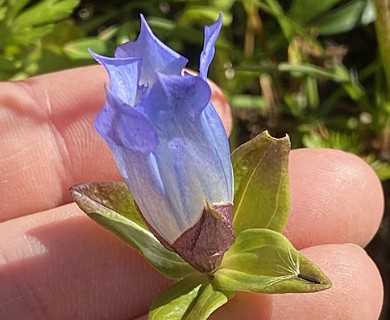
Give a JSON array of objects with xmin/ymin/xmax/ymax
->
[
  {"xmin": 0, "ymin": 66, "xmax": 114, "ymax": 221},
  {"xmin": 0, "ymin": 203, "xmax": 171, "ymax": 320},
  {"xmin": 0, "ymin": 66, "xmax": 232, "ymax": 221},
  {"xmin": 1, "ymin": 204, "xmax": 383, "ymax": 320},
  {"xmin": 1, "ymin": 66, "xmax": 383, "ymax": 249},
  {"xmin": 286, "ymin": 148, "xmax": 384, "ymax": 248},
  {"xmin": 210, "ymin": 292, "xmax": 272, "ymax": 319},
  {"xmin": 272, "ymin": 244, "xmax": 383, "ymax": 320}
]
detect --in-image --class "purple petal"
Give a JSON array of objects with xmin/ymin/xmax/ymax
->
[
  {"xmin": 95, "ymin": 87, "xmax": 158, "ymax": 155},
  {"xmin": 115, "ymin": 15, "xmax": 188, "ymax": 85},
  {"xmin": 200, "ymin": 102, "xmax": 233, "ymax": 200},
  {"xmin": 199, "ymin": 13, "xmax": 223, "ymax": 79},
  {"xmin": 143, "ymin": 72, "xmax": 211, "ymax": 118},
  {"xmin": 90, "ymin": 50, "xmax": 141, "ymax": 106}
]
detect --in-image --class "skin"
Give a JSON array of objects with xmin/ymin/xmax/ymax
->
[{"xmin": 0, "ymin": 66, "xmax": 384, "ymax": 319}]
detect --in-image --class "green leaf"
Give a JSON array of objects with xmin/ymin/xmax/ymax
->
[
  {"xmin": 262, "ymin": 0, "xmax": 296, "ymax": 39},
  {"xmin": 211, "ymin": 0, "xmax": 236, "ymax": 11},
  {"xmin": 0, "ymin": 3, "xmax": 7, "ymax": 22},
  {"xmin": 288, "ymin": 0, "xmax": 343, "ymax": 22},
  {"xmin": 231, "ymin": 131, "xmax": 291, "ymax": 233},
  {"xmin": 214, "ymin": 228, "xmax": 331, "ymax": 293},
  {"xmin": 313, "ymin": 0, "xmax": 368, "ymax": 35},
  {"xmin": 230, "ymin": 94, "xmax": 266, "ymax": 111},
  {"xmin": 63, "ymin": 37, "xmax": 111, "ymax": 60},
  {"xmin": 4, "ymin": 0, "xmax": 31, "ymax": 22},
  {"xmin": 183, "ymin": 283, "xmax": 230, "ymax": 320},
  {"xmin": 306, "ymin": 75, "xmax": 320, "ymax": 108},
  {"xmin": 11, "ymin": 25, "xmax": 54, "ymax": 44},
  {"xmin": 14, "ymin": 0, "xmax": 79, "ymax": 28},
  {"xmin": 367, "ymin": 158, "xmax": 390, "ymax": 181},
  {"xmin": 361, "ymin": 0, "xmax": 376, "ymax": 25},
  {"xmin": 178, "ymin": 6, "xmax": 232, "ymax": 26},
  {"xmin": 278, "ymin": 63, "xmax": 349, "ymax": 82},
  {"xmin": 149, "ymin": 276, "xmax": 204, "ymax": 320},
  {"xmin": 302, "ymin": 130, "xmax": 363, "ymax": 154},
  {"xmin": 70, "ymin": 182, "xmax": 195, "ymax": 279},
  {"xmin": 149, "ymin": 276, "xmax": 231, "ymax": 320}
]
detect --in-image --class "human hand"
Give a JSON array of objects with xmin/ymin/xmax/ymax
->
[{"xmin": 0, "ymin": 66, "xmax": 384, "ymax": 319}]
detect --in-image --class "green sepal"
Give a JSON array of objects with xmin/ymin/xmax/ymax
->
[
  {"xmin": 214, "ymin": 228, "xmax": 331, "ymax": 293},
  {"xmin": 149, "ymin": 275, "xmax": 232, "ymax": 320},
  {"xmin": 231, "ymin": 131, "xmax": 291, "ymax": 233},
  {"xmin": 70, "ymin": 182, "xmax": 195, "ymax": 279},
  {"xmin": 183, "ymin": 283, "xmax": 233, "ymax": 319}
]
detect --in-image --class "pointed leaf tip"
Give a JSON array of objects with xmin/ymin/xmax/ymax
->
[{"xmin": 214, "ymin": 229, "xmax": 331, "ymax": 294}]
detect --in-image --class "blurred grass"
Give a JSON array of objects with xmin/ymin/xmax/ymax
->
[{"xmin": 0, "ymin": 0, "xmax": 389, "ymax": 318}]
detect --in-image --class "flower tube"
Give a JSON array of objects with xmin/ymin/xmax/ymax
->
[{"xmin": 92, "ymin": 14, "xmax": 233, "ymax": 273}]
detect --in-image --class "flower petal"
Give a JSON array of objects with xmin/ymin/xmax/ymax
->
[
  {"xmin": 144, "ymin": 72, "xmax": 211, "ymax": 117},
  {"xmin": 115, "ymin": 15, "xmax": 188, "ymax": 85},
  {"xmin": 112, "ymin": 150, "xmax": 183, "ymax": 240},
  {"xmin": 199, "ymin": 13, "xmax": 223, "ymax": 79},
  {"xmin": 90, "ymin": 50, "xmax": 141, "ymax": 106},
  {"xmin": 124, "ymin": 73, "xmax": 233, "ymax": 243},
  {"xmin": 200, "ymin": 102, "xmax": 234, "ymax": 201},
  {"xmin": 95, "ymin": 88, "xmax": 158, "ymax": 155}
]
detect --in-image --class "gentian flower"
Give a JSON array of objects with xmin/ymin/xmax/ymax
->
[{"xmin": 92, "ymin": 14, "xmax": 233, "ymax": 273}]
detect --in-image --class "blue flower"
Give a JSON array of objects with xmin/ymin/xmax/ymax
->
[{"xmin": 92, "ymin": 14, "xmax": 234, "ymax": 273}]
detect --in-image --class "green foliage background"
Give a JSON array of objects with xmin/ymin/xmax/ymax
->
[{"xmin": 1, "ymin": 0, "xmax": 389, "ymax": 317}]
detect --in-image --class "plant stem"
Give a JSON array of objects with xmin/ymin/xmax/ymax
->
[{"xmin": 374, "ymin": 0, "xmax": 390, "ymax": 97}]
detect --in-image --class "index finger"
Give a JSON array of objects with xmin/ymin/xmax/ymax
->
[
  {"xmin": 0, "ymin": 66, "xmax": 119, "ymax": 220},
  {"xmin": 0, "ymin": 66, "xmax": 232, "ymax": 220},
  {"xmin": 0, "ymin": 66, "xmax": 383, "ymax": 249}
]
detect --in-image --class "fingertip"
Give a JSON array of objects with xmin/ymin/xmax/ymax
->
[
  {"xmin": 211, "ymin": 292, "xmax": 272, "ymax": 320},
  {"xmin": 286, "ymin": 148, "xmax": 384, "ymax": 248},
  {"xmin": 208, "ymin": 79, "xmax": 232, "ymax": 135}
]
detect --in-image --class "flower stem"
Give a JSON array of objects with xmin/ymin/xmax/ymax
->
[{"xmin": 375, "ymin": 0, "xmax": 390, "ymax": 97}]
